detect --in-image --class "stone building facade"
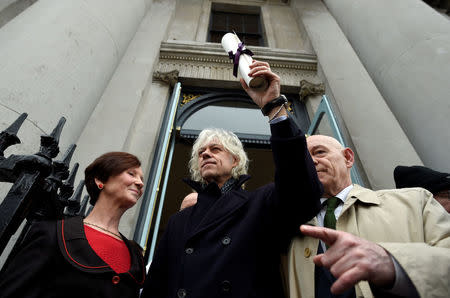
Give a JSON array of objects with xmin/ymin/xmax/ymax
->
[{"xmin": 1, "ymin": 0, "xmax": 449, "ymax": 262}]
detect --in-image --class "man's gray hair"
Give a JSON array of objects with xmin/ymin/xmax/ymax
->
[{"xmin": 188, "ymin": 128, "xmax": 249, "ymax": 183}]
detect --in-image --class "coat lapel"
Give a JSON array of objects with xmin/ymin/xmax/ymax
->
[
  {"xmin": 57, "ymin": 216, "xmax": 112, "ymax": 273},
  {"xmin": 185, "ymin": 176, "xmax": 251, "ymax": 240},
  {"xmin": 345, "ymin": 184, "xmax": 380, "ymax": 206},
  {"xmin": 190, "ymin": 189, "xmax": 249, "ymax": 238},
  {"xmin": 57, "ymin": 216, "xmax": 145, "ymax": 284},
  {"xmin": 339, "ymin": 184, "xmax": 380, "ymax": 226},
  {"xmin": 340, "ymin": 185, "xmax": 378, "ymax": 298},
  {"xmin": 123, "ymin": 239, "xmax": 146, "ymax": 285}
]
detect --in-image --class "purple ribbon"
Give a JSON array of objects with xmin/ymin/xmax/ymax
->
[{"xmin": 228, "ymin": 42, "xmax": 254, "ymax": 77}]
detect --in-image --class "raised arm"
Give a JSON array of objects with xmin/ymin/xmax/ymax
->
[{"xmin": 242, "ymin": 60, "xmax": 322, "ymax": 229}]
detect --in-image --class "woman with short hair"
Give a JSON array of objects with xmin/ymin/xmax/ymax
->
[{"xmin": 0, "ymin": 152, "xmax": 146, "ymax": 298}]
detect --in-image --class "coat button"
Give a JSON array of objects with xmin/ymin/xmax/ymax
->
[
  {"xmin": 185, "ymin": 247, "xmax": 194, "ymax": 254},
  {"xmin": 304, "ymin": 247, "xmax": 311, "ymax": 258},
  {"xmin": 177, "ymin": 288, "xmax": 187, "ymax": 297},
  {"xmin": 221, "ymin": 280, "xmax": 231, "ymax": 292},
  {"xmin": 112, "ymin": 275, "xmax": 120, "ymax": 284},
  {"xmin": 222, "ymin": 236, "xmax": 231, "ymax": 245}
]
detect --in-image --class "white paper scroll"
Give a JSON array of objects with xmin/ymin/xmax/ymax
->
[{"xmin": 221, "ymin": 33, "xmax": 268, "ymax": 90}]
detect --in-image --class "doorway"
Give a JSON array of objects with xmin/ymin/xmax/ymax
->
[{"xmin": 136, "ymin": 85, "xmax": 310, "ymax": 263}]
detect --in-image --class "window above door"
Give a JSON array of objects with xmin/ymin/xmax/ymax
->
[{"xmin": 207, "ymin": 3, "xmax": 267, "ymax": 46}]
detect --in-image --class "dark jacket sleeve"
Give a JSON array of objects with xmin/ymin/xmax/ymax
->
[
  {"xmin": 0, "ymin": 221, "xmax": 57, "ymax": 298},
  {"xmin": 269, "ymin": 118, "xmax": 323, "ymax": 238}
]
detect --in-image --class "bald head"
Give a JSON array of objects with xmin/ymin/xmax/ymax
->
[
  {"xmin": 306, "ymin": 135, "xmax": 354, "ymax": 197},
  {"xmin": 307, "ymin": 135, "xmax": 344, "ymax": 151}
]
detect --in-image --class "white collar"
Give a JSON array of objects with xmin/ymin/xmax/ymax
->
[{"xmin": 320, "ymin": 184, "xmax": 353, "ymax": 205}]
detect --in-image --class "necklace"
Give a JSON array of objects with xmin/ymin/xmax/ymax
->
[{"xmin": 83, "ymin": 221, "xmax": 122, "ymax": 239}]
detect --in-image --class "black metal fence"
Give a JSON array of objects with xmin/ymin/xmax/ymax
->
[{"xmin": 0, "ymin": 113, "xmax": 88, "ymax": 270}]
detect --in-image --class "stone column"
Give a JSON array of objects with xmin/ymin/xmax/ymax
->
[
  {"xmin": 0, "ymin": 0, "xmax": 38, "ymax": 28},
  {"xmin": 323, "ymin": 0, "xmax": 450, "ymax": 172},
  {"xmin": 292, "ymin": 0, "xmax": 422, "ymax": 189},
  {"xmin": 72, "ymin": 0, "xmax": 176, "ymax": 238},
  {"xmin": 0, "ymin": 0, "xmax": 152, "ymax": 266},
  {"xmin": 0, "ymin": 0, "xmax": 150, "ymax": 156}
]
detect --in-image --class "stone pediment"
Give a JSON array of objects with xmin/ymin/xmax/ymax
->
[{"xmin": 154, "ymin": 40, "xmax": 319, "ymax": 92}]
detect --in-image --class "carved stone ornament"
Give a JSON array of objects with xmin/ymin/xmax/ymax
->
[
  {"xmin": 299, "ymin": 79, "xmax": 325, "ymax": 101},
  {"xmin": 155, "ymin": 41, "xmax": 319, "ymax": 91},
  {"xmin": 153, "ymin": 70, "xmax": 179, "ymax": 87},
  {"xmin": 181, "ymin": 94, "xmax": 201, "ymax": 106}
]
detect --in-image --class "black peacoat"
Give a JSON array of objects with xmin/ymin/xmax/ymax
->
[
  {"xmin": 142, "ymin": 118, "xmax": 323, "ymax": 298},
  {"xmin": 0, "ymin": 216, "xmax": 145, "ymax": 298}
]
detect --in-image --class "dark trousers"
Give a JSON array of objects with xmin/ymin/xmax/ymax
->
[{"xmin": 315, "ymin": 243, "xmax": 356, "ymax": 298}]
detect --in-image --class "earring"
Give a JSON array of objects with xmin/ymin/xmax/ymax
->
[{"xmin": 98, "ymin": 183, "xmax": 104, "ymax": 190}]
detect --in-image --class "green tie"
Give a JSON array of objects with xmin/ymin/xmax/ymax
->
[{"xmin": 323, "ymin": 197, "xmax": 340, "ymax": 230}]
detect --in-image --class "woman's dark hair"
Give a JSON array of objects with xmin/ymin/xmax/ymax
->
[{"xmin": 85, "ymin": 152, "xmax": 141, "ymax": 205}]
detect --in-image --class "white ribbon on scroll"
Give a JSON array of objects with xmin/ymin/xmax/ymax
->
[{"xmin": 221, "ymin": 33, "xmax": 268, "ymax": 90}]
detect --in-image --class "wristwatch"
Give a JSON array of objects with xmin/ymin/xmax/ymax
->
[{"xmin": 261, "ymin": 95, "xmax": 288, "ymax": 116}]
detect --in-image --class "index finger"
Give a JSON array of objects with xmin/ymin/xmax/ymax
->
[
  {"xmin": 249, "ymin": 60, "xmax": 269, "ymax": 69},
  {"xmin": 300, "ymin": 225, "xmax": 340, "ymax": 246}
]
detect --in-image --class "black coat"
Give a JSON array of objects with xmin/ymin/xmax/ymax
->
[
  {"xmin": 0, "ymin": 216, "xmax": 145, "ymax": 298},
  {"xmin": 142, "ymin": 119, "xmax": 323, "ymax": 298}
]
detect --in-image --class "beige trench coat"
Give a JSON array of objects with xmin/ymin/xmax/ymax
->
[{"xmin": 288, "ymin": 185, "xmax": 450, "ymax": 298}]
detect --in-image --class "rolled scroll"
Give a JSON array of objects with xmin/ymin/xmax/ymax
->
[{"xmin": 221, "ymin": 33, "xmax": 268, "ymax": 90}]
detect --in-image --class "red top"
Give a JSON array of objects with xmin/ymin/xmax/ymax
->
[{"xmin": 84, "ymin": 225, "xmax": 131, "ymax": 273}]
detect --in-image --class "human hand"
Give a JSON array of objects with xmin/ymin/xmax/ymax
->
[
  {"xmin": 240, "ymin": 60, "xmax": 281, "ymax": 109},
  {"xmin": 180, "ymin": 193, "xmax": 198, "ymax": 211},
  {"xmin": 300, "ymin": 225, "xmax": 396, "ymax": 294}
]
